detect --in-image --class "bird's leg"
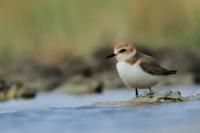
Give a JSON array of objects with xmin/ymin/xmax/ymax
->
[
  {"xmin": 135, "ymin": 88, "xmax": 139, "ymax": 96},
  {"xmin": 149, "ymin": 87, "xmax": 152, "ymax": 92},
  {"xmin": 148, "ymin": 87, "xmax": 155, "ymax": 95}
]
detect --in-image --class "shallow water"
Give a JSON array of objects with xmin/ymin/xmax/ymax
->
[{"xmin": 0, "ymin": 86, "xmax": 200, "ymax": 133}]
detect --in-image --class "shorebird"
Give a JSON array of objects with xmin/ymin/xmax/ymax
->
[{"xmin": 106, "ymin": 42, "xmax": 177, "ymax": 96}]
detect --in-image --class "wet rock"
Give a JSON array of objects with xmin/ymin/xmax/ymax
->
[
  {"xmin": 57, "ymin": 75, "xmax": 104, "ymax": 95},
  {"xmin": 94, "ymin": 91, "xmax": 189, "ymax": 107},
  {"xmin": 18, "ymin": 89, "xmax": 36, "ymax": 99},
  {"xmin": 0, "ymin": 79, "xmax": 11, "ymax": 91},
  {"xmin": 0, "ymin": 81, "xmax": 36, "ymax": 102},
  {"xmin": 136, "ymin": 91, "xmax": 186, "ymax": 103}
]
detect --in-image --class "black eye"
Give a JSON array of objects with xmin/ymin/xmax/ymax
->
[{"xmin": 119, "ymin": 49, "xmax": 127, "ymax": 53}]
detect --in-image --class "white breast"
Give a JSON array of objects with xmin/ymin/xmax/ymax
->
[{"xmin": 116, "ymin": 61, "xmax": 161, "ymax": 88}]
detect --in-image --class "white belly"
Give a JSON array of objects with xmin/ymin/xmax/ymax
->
[{"xmin": 116, "ymin": 61, "xmax": 161, "ymax": 88}]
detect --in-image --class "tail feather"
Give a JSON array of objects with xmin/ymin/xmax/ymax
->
[{"xmin": 166, "ymin": 70, "xmax": 177, "ymax": 75}]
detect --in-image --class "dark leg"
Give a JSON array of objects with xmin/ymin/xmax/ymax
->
[
  {"xmin": 149, "ymin": 87, "xmax": 152, "ymax": 92},
  {"xmin": 135, "ymin": 88, "xmax": 139, "ymax": 96}
]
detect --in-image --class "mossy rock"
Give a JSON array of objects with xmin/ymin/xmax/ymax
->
[
  {"xmin": 94, "ymin": 91, "xmax": 189, "ymax": 107},
  {"xmin": 0, "ymin": 81, "xmax": 36, "ymax": 102}
]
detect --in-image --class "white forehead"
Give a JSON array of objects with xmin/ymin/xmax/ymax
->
[{"xmin": 114, "ymin": 48, "xmax": 119, "ymax": 54}]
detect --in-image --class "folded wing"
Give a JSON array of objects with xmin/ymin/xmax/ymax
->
[{"xmin": 139, "ymin": 54, "xmax": 177, "ymax": 75}]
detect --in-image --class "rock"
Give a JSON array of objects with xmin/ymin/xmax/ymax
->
[
  {"xmin": 5, "ymin": 85, "xmax": 18, "ymax": 100},
  {"xmin": 18, "ymin": 89, "xmax": 36, "ymax": 99},
  {"xmin": 93, "ymin": 91, "xmax": 189, "ymax": 107},
  {"xmin": 0, "ymin": 79, "xmax": 11, "ymax": 91},
  {"xmin": 0, "ymin": 80, "xmax": 36, "ymax": 102},
  {"xmin": 57, "ymin": 75, "xmax": 104, "ymax": 95}
]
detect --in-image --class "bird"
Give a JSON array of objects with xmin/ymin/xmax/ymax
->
[{"xmin": 106, "ymin": 42, "xmax": 177, "ymax": 96}]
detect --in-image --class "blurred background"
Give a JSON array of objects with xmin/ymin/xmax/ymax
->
[
  {"xmin": 0, "ymin": 0, "xmax": 200, "ymax": 100},
  {"xmin": 1, "ymin": 0, "xmax": 200, "ymax": 63},
  {"xmin": 1, "ymin": 1, "xmax": 200, "ymax": 133}
]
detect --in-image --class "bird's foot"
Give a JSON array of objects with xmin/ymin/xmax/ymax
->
[
  {"xmin": 148, "ymin": 91, "xmax": 155, "ymax": 95},
  {"xmin": 139, "ymin": 90, "xmax": 156, "ymax": 97}
]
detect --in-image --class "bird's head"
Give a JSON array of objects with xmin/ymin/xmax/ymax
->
[{"xmin": 106, "ymin": 42, "xmax": 137, "ymax": 61}]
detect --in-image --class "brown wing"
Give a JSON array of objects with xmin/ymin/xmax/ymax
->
[
  {"xmin": 140, "ymin": 62, "xmax": 170, "ymax": 75},
  {"xmin": 139, "ymin": 54, "xmax": 176, "ymax": 75}
]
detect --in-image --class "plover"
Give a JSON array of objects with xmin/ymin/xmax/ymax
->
[{"xmin": 106, "ymin": 42, "xmax": 177, "ymax": 96}]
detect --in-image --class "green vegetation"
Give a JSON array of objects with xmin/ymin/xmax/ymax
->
[{"xmin": 0, "ymin": 0, "xmax": 200, "ymax": 64}]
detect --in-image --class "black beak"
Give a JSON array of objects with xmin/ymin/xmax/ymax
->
[{"xmin": 106, "ymin": 53, "xmax": 116, "ymax": 59}]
